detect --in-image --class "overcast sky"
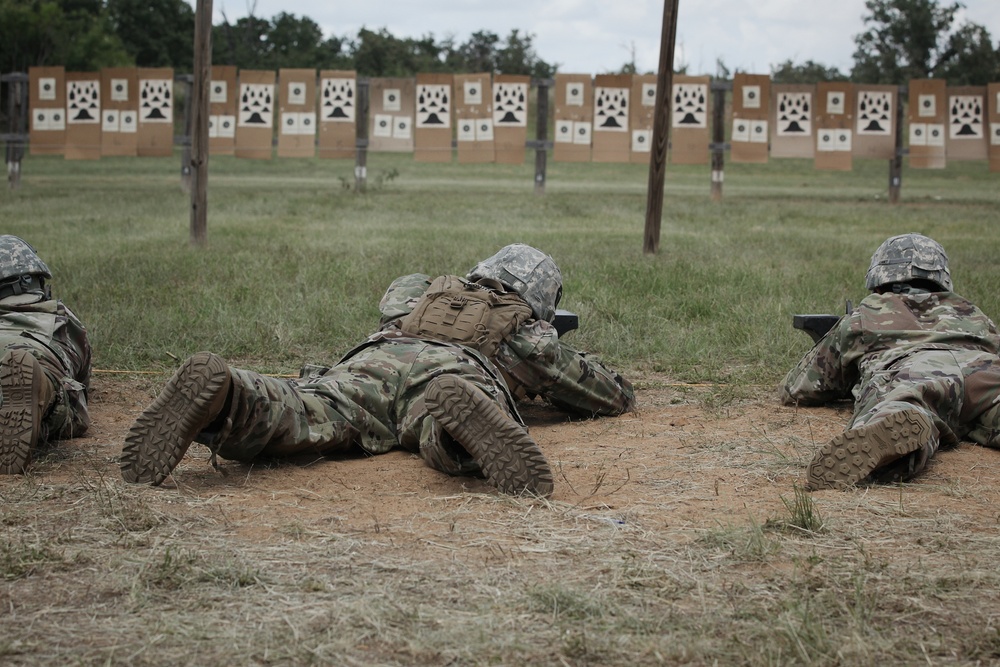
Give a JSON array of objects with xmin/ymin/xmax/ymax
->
[{"xmin": 202, "ymin": 0, "xmax": 1000, "ymax": 76}]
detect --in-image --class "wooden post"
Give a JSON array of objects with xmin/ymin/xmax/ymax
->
[
  {"xmin": 888, "ymin": 84, "xmax": 904, "ymax": 205},
  {"xmin": 354, "ymin": 78, "xmax": 369, "ymax": 193},
  {"xmin": 4, "ymin": 73, "xmax": 27, "ymax": 190},
  {"xmin": 710, "ymin": 83, "xmax": 725, "ymax": 201},
  {"xmin": 643, "ymin": 0, "xmax": 681, "ymax": 255},
  {"xmin": 179, "ymin": 75, "xmax": 193, "ymax": 193},
  {"xmin": 189, "ymin": 0, "xmax": 212, "ymax": 245},
  {"xmin": 534, "ymin": 78, "xmax": 550, "ymax": 195}
]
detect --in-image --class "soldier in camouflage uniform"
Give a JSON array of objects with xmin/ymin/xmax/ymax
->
[
  {"xmin": 379, "ymin": 244, "xmax": 636, "ymax": 418},
  {"xmin": 121, "ymin": 244, "xmax": 633, "ymax": 497},
  {"xmin": 0, "ymin": 236, "xmax": 91, "ymax": 474},
  {"xmin": 781, "ymin": 233, "xmax": 1000, "ymax": 490}
]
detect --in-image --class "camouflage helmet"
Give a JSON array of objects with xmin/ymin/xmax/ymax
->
[
  {"xmin": 467, "ymin": 243, "xmax": 563, "ymax": 322},
  {"xmin": 0, "ymin": 235, "xmax": 51, "ymax": 284},
  {"xmin": 865, "ymin": 233, "xmax": 952, "ymax": 292}
]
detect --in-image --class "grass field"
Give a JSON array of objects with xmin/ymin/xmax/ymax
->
[
  {"xmin": 2, "ymin": 150, "xmax": 1000, "ymax": 665},
  {"xmin": 5, "ymin": 149, "xmax": 1000, "ymax": 382}
]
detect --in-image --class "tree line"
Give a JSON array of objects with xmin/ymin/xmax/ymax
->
[
  {"xmin": 0, "ymin": 0, "xmax": 997, "ymax": 84},
  {"xmin": 0, "ymin": 0, "xmax": 555, "ymax": 77}
]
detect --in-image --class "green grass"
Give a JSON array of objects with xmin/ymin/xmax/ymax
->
[{"xmin": 2, "ymin": 148, "xmax": 999, "ymax": 384}]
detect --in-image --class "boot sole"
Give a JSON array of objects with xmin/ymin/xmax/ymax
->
[
  {"xmin": 121, "ymin": 352, "xmax": 229, "ymax": 485},
  {"xmin": 806, "ymin": 408, "xmax": 933, "ymax": 491},
  {"xmin": 0, "ymin": 350, "xmax": 43, "ymax": 475},
  {"xmin": 424, "ymin": 374, "xmax": 554, "ymax": 498}
]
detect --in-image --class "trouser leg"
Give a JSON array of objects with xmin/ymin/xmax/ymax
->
[{"xmin": 201, "ymin": 366, "xmax": 357, "ymax": 462}]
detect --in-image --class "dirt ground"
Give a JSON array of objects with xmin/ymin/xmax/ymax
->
[
  {"xmin": 70, "ymin": 370, "xmax": 1000, "ymax": 536},
  {"xmin": 6, "ymin": 371, "xmax": 1000, "ymax": 665}
]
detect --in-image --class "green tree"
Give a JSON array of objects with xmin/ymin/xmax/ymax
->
[
  {"xmin": 770, "ymin": 59, "xmax": 848, "ymax": 83},
  {"xmin": 935, "ymin": 22, "xmax": 1000, "ymax": 84},
  {"xmin": 106, "ymin": 0, "xmax": 194, "ymax": 69},
  {"xmin": 349, "ymin": 27, "xmax": 452, "ymax": 76},
  {"xmin": 451, "ymin": 30, "xmax": 500, "ymax": 72},
  {"xmin": 212, "ymin": 13, "xmax": 270, "ymax": 69},
  {"xmin": 495, "ymin": 29, "xmax": 556, "ymax": 77},
  {"xmin": 265, "ymin": 12, "xmax": 350, "ymax": 69},
  {"xmin": 850, "ymin": 0, "xmax": 998, "ymax": 84},
  {"xmin": 0, "ymin": 0, "xmax": 130, "ymax": 72}
]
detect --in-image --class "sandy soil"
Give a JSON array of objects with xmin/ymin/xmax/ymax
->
[{"xmin": 64, "ymin": 370, "xmax": 1000, "ymax": 534}]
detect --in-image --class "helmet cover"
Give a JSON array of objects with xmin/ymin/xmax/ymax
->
[
  {"xmin": 467, "ymin": 244, "xmax": 563, "ymax": 322},
  {"xmin": 865, "ymin": 233, "xmax": 952, "ymax": 292},
  {"xmin": 0, "ymin": 235, "xmax": 51, "ymax": 284}
]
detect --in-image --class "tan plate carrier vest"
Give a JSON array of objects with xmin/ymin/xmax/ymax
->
[{"xmin": 399, "ymin": 275, "xmax": 533, "ymax": 358}]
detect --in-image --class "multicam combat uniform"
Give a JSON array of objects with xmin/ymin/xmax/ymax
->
[
  {"xmin": 0, "ymin": 236, "xmax": 90, "ymax": 444},
  {"xmin": 0, "ymin": 297, "xmax": 91, "ymax": 440},
  {"xmin": 194, "ymin": 330, "xmax": 528, "ymax": 476},
  {"xmin": 781, "ymin": 288, "xmax": 1000, "ymax": 481},
  {"xmin": 379, "ymin": 273, "xmax": 636, "ymax": 418},
  {"xmin": 169, "ymin": 271, "xmax": 633, "ymax": 479}
]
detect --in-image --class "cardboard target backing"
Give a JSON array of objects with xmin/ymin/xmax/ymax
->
[
  {"xmin": 854, "ymin": 84, "xmax": 896, "ymax": 159},
  {"xmin": 989, "ymin": 82, "xmax": 1000, "ymax": 172},
  {"xmin": 29, "ymin": 66, "xmax": 66, "ymax": 156},
  {"xmin": 369, "ymin": 77, "xmax": 415, "ymax": 153},
  {"xmin": 493, "ymin": 74, "xmax": 529, "ymax": 164},
  {"xmin": 730, "ymin": 73, "xmax": 770, "ymax": 164},
  {"xmin": 414, "ymin": 73, "xmax": 454, "ymax": 163},
  {"xmin": 814, "ymin": 82, "xmax": 854, "ymax": 171},
  {"xmin": 670, "ymin": 75, "xmax": 710, "ymax": 165},
  {"xmin": 236, "ymin": 69, "xmax": 276, "ymax": 160},
  {"xmin": 454, "ymin": 73, "xmax": 494, "ymax": 163},
  {"xmin": 318, "ymin": 70, "xmax": 356, "ymax": 159},
  {"xmin": 64, "ymin": 72, "xmax": 102, "ymax": 160},
  {"xmin": 277, "ymin": 68, "xmax": 317, "ymax": 158},
  {"xmin": 553, "ymin": 74, "xmax": 593, "ymax": 162},
  {"xmin": 209, "ymin": 65, "xmax": 237, "ymax": 155},
  {"xmin": 770, "ymin": 84, "xmax": 814, "ymax": 159},
  {"xmin": 136, "ymin": 67, "xmax": 174, "ymax": 157},
  {"xmin": 907, "ymin": 79, "xmax": 946, "ymax": 169},
  {"xmin": 100, "ymin": 67, "xmax": 138, "ymax": 157},
  {"xmin": 593, "ymin": 73, "xmax": 632, "ymax": 163},
  {"xmin": 946, "ymin": 86, "xmax": 987, "ymax": 162},
  {"xmin": 629, "ymin": 74, "xmax": 657, "ymax": 164}
]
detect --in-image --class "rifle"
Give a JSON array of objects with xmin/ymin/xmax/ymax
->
[
  {"xmin": 553, "ymin": 309, "xmax": 579, "ymax": 337},
  {"xmin": 792, "ymin": 301, "xmax": 852, "ymax": 344}
]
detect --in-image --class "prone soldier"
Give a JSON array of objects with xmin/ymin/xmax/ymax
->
[
  {"xmin": 782, "ymin": 233, "xmax": 1000, "ymax": 490},
  {"xmin": 0, "ymin": 236, "xmax": 91, "ymax": 474}
]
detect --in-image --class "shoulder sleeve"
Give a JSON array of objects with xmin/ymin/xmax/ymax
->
[
  {"xmin": 378, "ymin": 274, "xmax": 432, "ymax": 327},
  {"xmin": 779, "ymin": 314, "xmax": 857, "ymax": 406},
  {"xmin": 498, "ymin": 321, "xmax": 636, "ymax": 417}
]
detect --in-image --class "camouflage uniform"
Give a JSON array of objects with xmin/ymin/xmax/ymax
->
[
  {"xmin": 782, "ymin": 233, "xmax": 1000, "ymax": 485},
  {"xmin": 122, "ymin": 244, "xmax": 630, "ymax": 494},
  {"xmin": 379, "ymin": 273, "xmax": 636, "ymax": 418},
  {"xmin": 196, "ymin": 330, "xmax": 524, "ymax": 476},
  {"xmin": 0, "ymin": 236, "xmax": 91, "ymax": 446}
]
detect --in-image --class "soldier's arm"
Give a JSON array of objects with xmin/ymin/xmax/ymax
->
[
  {"xmin": 60, "ymin": 302, "xmax": 92, "ymax": 387},
  {"xmin": 378, "ymin": 273, "xmax": 432, "ymax": 328},
  {"xmin": 497, "ymin": 321, "xmax": 636, "ymax": 417},
  {"xmin": 779, "ymin": 315, "xmax": 856, "ymax": 406}
]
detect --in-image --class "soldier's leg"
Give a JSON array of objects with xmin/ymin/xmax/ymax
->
[
  {"xmin": 958, "ymin": 355, "xmax": 1000, "ymax": 449},
  {"xmin": 389, "ymin": 342, "xmax": 552, "ymax": 496},
  {"xmin": 122, "ymin": 353, "xmax": 355, "ymax": 485},
  {"xmin": 807, "ymin": 352, "xmax": 962, "ymax": 490},
  {"xmin": 0, "ymin": 348, "xmax": 54, "ymax": 474},
  {"xmin": 423, "ymin": 374, "xmax": 554, "ymax": 497}
]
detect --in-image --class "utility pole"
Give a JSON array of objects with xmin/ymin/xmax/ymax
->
[
  {"xmin": 643, "ymin": 0, "xmax": 681, "ymax": 255},
  {"xmin": 190, "ymin": 0, "xmax": 213, "ymax": 245}
]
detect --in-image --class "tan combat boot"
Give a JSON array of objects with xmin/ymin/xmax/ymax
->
[
  {"xmin": 121, "ymin": 352, "xmax": 231, "ymax": 485},
  {"xmin": 0, "ymin": 349, "xmax": 54, "ymax": 474},
  {"xmin": 806, "ymin": 408, "xmax": 934, "ymax": 490},
  {"xmin": 424, "ymin": 374, "xmax": 554, "ymax": 497}
]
